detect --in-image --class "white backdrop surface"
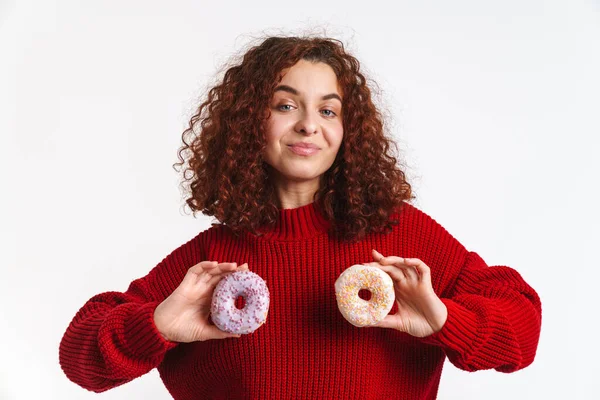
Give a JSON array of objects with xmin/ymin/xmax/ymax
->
[{"xmin": 2, "ymin": 0, "xmax": 599, "ymax": 399}]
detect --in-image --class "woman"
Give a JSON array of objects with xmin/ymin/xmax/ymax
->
[{"xmin": 58, "ymin": 35, "xmax": 542, "ymax": 399}]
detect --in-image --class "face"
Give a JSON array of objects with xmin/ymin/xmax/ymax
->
[{"xmin": 263, "ymin": 59, "xmax": 344, "ymax": 188}]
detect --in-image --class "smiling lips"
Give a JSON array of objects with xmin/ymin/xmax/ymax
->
[{"xmin": 287, "ymin": 143, "xmax": 321, "ymax": 156}]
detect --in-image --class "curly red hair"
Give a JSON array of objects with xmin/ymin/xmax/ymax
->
[{"xmin": 173, "ymin": 35, "xmax": 415, "ymax": 243}]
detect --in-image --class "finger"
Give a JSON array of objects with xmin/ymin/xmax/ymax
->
[
  {"xmin": 205, "ymin": 270, "xmax": 238, "ymax": 287},
  {"xmin": 377, "ymin": 262, "xmax": 415, "ymax": 282},
  {"xmin": 202, "ymin": 263, "xmax": 249, "ymax": 286},
  {"xmin": 193, "ymin": 264, "xmax": 233, "ymax": 287},
  {"xmin": 182, "ymin": 261, "xmax": 218, "ymax": 285},
  {"xmin": 205, "ymin": 262, "xmax": 238, "ymax": 277},
  {"xmin": 377, "ymin": 256, "xmax": 420, "ymax": 282},
  {"xmin": 201, "ymin": 324, "xmax": 242, "ymax": 340},
  {"xmin": 400, "ymin": 263, "xmax": 419, "ymax": 282},
  {"xmin": 407, "ymin": 259, "xmax": 431, "ymax": 284},
  {"xmin": 372, "ymin": 314, "xmax": 401, "ymax": 331},
  {"xmin": 377, "ymin": 264, "xmax": 408, "ymax": 284},
  {"xmin": 372, "ymin": 249, "xmax": 385, "ymax": 262},
  {"xmin": 188, "ymin": 261, "xmax": 218, "ymax": 275},
  {"xmin": 232, "ymin": 263, "xmax": 248, "ymax": 271},
  {"xmin": 238, "ymin": 263, "xmax": 249, "ymax": 270},
  {"xmin": 200, "ymin": 264, "xmax": 235, "ymax": 283},
  {"xmin": 378, "ymin": 255, "xmax": 406, "ymax": 267},
  {"xmin": 361, "ymin": 261, "xmax": 384, "ymax": 268}
]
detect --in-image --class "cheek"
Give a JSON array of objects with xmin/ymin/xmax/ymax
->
[
  {"xmin": 330, "ymin": 127, "xmax": 344, "ymax": 149},
  {"xmin": 262, "ymin": 123, "xmax": 284, "ymax": 161},
  {"xmin": 264, "ymin": 118, "xmax": 287, "ymax": 144}
]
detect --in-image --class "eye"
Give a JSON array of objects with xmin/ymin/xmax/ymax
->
[{"xmin": 276, "ymin": 104, "xmax": 337, "ymax": 117}]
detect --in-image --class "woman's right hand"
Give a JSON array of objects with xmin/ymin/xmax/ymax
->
[{"xmin": 153, "ymin": 261, "xmax": 249, "ymax": 343}]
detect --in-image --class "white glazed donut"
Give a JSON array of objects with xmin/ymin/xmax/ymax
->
[
  {"xmin": 210, "ymin": 270, "xmax": 270, "ymax": 334},
  {"xmin": 335, "ymin": 264, "xmax": 395, "ymax": 327}
]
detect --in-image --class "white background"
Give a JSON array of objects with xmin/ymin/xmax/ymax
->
[{"xmin": 2, "ymin": 0, "xmax": 599, "ymax": 399}]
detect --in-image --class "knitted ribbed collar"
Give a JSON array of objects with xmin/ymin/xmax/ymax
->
[{"xmin": 251, "ymin": 201, "xmax": 332, "ymax": 241}]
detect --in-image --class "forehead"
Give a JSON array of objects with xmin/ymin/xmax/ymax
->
[{"xmin": 275, "ymin": 60, "xmax": 342, "ymax": 98}]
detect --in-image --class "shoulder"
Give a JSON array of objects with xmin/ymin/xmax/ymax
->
[
  {"xmin": 392, "ymin": 201, "xmax": 464, "ymax": 247},
  {"xmin": 151, "ymin": 222, "xmax": 230, "ymax": 276},
  {"xmin": 144, "ymin": 226, "xmax": 221, "ymax": 299},
  {"xmin": 390, "ymin": 201, "xmax": 470, "ymax": 293}
]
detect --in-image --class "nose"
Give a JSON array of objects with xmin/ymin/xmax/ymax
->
[{"xmin": 294, "ymin": 110, "xmax": 319, "ymax": 135}]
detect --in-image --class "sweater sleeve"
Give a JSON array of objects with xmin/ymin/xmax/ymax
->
[
  {"xmin": 420, "ymin": 250, "xmax": 542, "ymax": 373},
  {"xmin": 58, "ymin": 234, "xmax": 204, "ymax": 393}
]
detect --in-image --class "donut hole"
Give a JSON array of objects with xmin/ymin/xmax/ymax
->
[
  {"xmin": 358, "ymin": 289, "xmax": 372, "ymax": 301},
  {"xmin": 234, "ymin": 295, "xmax": 246, "ymax": 309}
]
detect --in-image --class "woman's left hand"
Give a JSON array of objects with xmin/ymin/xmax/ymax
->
[{"xmin": 367, "ymin": 249, "xmax": 448, "ymax": 337}]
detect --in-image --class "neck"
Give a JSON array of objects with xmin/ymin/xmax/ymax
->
[
  {"xmin": 277, "ymin": 195, "xmax": 315, "ymax": 210},
  {"xmin": 271, "ymin": 174, "xmax": 323, "ymax": 210}
]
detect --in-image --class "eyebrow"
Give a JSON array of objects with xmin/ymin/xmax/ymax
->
[{"xmin": 273, "ymin": 84, "xmax": 342, "ymax": 103}]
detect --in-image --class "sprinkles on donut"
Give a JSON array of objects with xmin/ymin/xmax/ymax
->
[
  {"xmin": 335, "ymin": 264, "xmax": 395, "ymax": 327},
  {"xmin": 210, "ymin": 270, "xmax": 270, "ymax": 334}
]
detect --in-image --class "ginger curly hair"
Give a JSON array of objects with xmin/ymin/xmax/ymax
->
[{"xmin": 173, "ymin": 34, "xmax": 415, "ymax": 243}]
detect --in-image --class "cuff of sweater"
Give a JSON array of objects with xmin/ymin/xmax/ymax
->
[
  {"xmin": 123, "ymin": 301, "xmax": 179, "ymax": 358},
  {"xmin": 420, "ymin": 298, "xmax": 478, "ymax": 349}
]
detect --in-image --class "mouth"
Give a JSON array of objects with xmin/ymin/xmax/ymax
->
[
  {"xmin": 287, "ymin": 143, "xmax": 321, "ymax": 150},
  {"xmin": 287, "ymin": 145, "xmax": 321, "ymax": 156}
]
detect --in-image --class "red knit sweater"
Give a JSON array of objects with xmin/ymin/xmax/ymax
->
[{"xmin": 58, "ymin": 201, "xmax": 542, "ymax": 399}]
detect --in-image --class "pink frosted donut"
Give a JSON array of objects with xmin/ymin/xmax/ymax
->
[
  {"xmin": 335, "ymin": 264, "xmax": 395, "ymax": 327},
  {"xmin": 210, "ymin": 270, "xmax": 270, "ymax": 334}
]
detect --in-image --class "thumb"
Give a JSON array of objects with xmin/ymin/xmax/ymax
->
[
  {"xmin": 372, "ymin": 314, "xmax": 400, "ymax": 330},
  {"xmin": 238, "ymin": 263, "xmax": 249, "ymax": 271}
]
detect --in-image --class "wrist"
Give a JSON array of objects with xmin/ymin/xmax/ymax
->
[
  {"xmin": 426, "ymin": 297, "xmax": 448, "ymax": 333},
  {"xmin": 153, "ymin": 307, "xmax": 172, "ymax": 342}
]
